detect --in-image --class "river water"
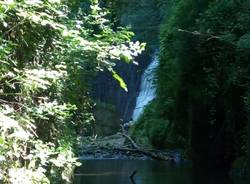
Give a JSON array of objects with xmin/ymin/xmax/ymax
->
[{"xmin": 74, "ymin": 159, "xmax": 248, "ymax": 184}]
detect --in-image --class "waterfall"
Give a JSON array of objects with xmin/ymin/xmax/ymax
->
[{"xmin": 132, "ymin": 53, "xmax": 159, "ymax": 121}]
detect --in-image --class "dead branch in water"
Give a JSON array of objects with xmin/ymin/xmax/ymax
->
[
  {"xmin": 121, "ymin": 133, "xmax": 139, "ymax": 149},
  {"xmin": 80, "ymin": 132, "xmax": 171, "ymax": 161},
  {"xmin": 111, "ymin": 147, "xmax": 170, "ymax": 161}
]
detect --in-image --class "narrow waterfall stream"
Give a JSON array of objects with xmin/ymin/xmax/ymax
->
[
  {"xmin": 74, "ymin": 54, "xmax": 250, "ymax": 184},
  {"xmin": 132, "ymin": 53, "xmax": 159, "ymax": 121}
]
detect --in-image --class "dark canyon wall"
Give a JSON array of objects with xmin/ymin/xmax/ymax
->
[{"xmin": 92, "ymin": 0, "xmax": 162, "ymax": 122}]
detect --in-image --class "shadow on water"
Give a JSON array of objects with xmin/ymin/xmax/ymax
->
[{"xmin": 74, "ymin": 160, "xmax": 249, "ymax": 184}]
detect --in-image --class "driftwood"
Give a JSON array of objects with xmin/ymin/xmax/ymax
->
[
  {"xmin": 92, "ymin": 133, "xmax": 170, "ymax": 161},
  {"xmin": 80, "ymin": 132, "xmax": 171, "ymax": 161},
  {"xmin": 121, "ymin": 133, "xmax": 139, "ymax": 149},
  {"xmin": 120, "ymin": 133, "xmax": 170, "ymax": 161},
  {"xmin": 111, "ymin": 147, "xmax": 170, "ymax": 161},
  {"xmin": 81, "ymin": 144, "xmax": 170, "ymax": 161}
]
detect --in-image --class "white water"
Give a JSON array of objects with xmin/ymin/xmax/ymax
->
[{"xmin": 132, "ymin": 54, "xmax": 159, "ymax": 121}]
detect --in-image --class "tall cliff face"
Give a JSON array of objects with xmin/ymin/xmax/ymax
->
[
  {"xmin": 92, "ymin": 0, "xmax": 162, "ymax": 122},
  {"xmin": 93, "ymin": 54, "xmax": 149, "ymax": 122},
  {"xmin": 118, "ymin": 0, "xmax": 162, "ymax": 48}
]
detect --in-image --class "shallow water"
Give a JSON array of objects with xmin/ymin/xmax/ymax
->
[{"xmin": 74, "ymin": 159, "xmax": 249, "ymax": 184}]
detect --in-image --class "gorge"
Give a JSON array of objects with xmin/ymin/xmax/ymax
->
[
  {"xmin": 1, "ymin": 0, "xmax": 250, "ymax": 183},
  {"xmin": 90, "ymin": 0, "xmax": 250, "ymax": 181}
]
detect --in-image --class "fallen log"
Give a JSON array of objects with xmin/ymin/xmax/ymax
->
[
  {"xmin": 119, "ymin": 133, "xmax": 170, "ymax": 161},
  {"xmin": 121, "ymin": 133, "xmax": 139, "ymax": 149},
  {"xmin": 81, "ymin": 144, "xmax": 170, "ymax": 161},
  {"xmin": 79, "ymin": 133, "xmax": 171, "ymax": 161},
  {"xmin": 111, "ymin": 147, "xmax": 170, "ymax": 161}
]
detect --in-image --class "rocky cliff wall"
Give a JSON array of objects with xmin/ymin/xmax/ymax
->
[{"xmin": 92, "ymin": 0, "xmax": 162, "ymax": 122}]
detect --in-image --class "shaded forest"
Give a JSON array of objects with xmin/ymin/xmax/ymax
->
[
  {"xmin": 132, "ymin": 0, "xmax": 250, "ymax": 174},
  {"xmin": 1, "ymin": 0, "xmax": 250, "ymax": 183},
  {"xmin": 0, "ymin": 0, "xmax": 144, "ymax": 183}
]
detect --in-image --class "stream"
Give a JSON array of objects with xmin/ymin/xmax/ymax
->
[
  {"xmin": 132, "ymin": 53, "xmax": 158, "ymax": 121},
  {"xmin": 74, "ymin": 54, "xmax": 250, "ymax": 184},
  {"xmin": 74, "ymin": 159, "xmax": 248, "ymax": 184}
]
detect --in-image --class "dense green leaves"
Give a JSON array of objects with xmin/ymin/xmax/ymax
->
[
  {"xmin": 0, "ymin": 0, "xmax": 144, "ymax": 183},
  {"xmin": 133, "ymin": 0, "xmax": 250, "ymax": 171}
]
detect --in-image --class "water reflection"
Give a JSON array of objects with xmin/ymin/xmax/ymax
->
[{"xmin": 74, "ymin": 160, "xmax": 248, "ymax": 184}]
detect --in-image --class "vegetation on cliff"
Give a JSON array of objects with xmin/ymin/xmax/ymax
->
[
  {"xmin": 132, "ymin": 0, "xmax": 250, "ymax": 173},
  {"xmin": 2, "ymin": 0, "xmax": 250, "ymax": 182}
]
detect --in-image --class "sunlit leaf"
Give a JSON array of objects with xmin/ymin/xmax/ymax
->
[
  {"xmin": 0, "ymin": 136, "xmax": 4, "ymax": 145},
  {"xmin": 112, "ymin": 71, "xmax": 128, "ymax": 92}
]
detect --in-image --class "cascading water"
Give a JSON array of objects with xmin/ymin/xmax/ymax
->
[{"xmin": 132, "ymin": 53, "xmax": 159, "ymax": 121}]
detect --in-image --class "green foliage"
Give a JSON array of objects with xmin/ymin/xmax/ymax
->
[
  {"xmin": 136, "ymin": 0, "xmax": 250, "ymax": 170},
  {"xmin": 146, "ymin": 119, "xmax": 169, "ymax": 148},
  {"xmin": 0, "ymin": 0, "xmax": 144, "ymax": 183},
  {"xmin": 131, "ymin": 101, "xmax": 185, "ymax": 149},
  {"xmin": 92, "ymin": 102, "xmax": 121, "ymax": 136},
  {"xmin": 240, "ymin": 91, "xmax": 250, "ymax": 172},
  {"xmin": 0, "ymin": 113, "xmax": 80, "ymax": 184}
]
